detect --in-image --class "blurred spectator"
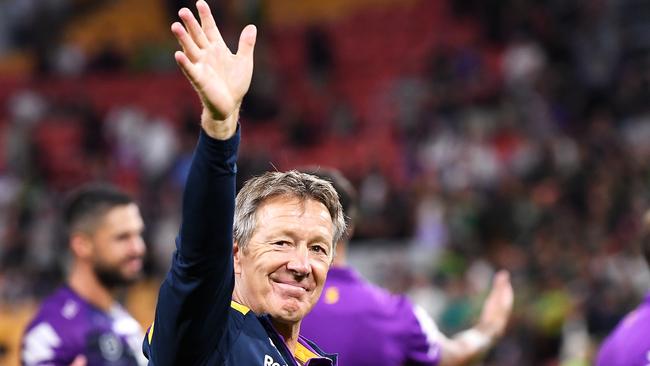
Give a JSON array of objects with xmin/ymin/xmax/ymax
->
[
  {"xmin": 87, "ymin": 42, "xmax": 126, "ymax": 73},
  {"xmin": 305, "ymin": 25, "xmax": 333, "ymax": 86}
]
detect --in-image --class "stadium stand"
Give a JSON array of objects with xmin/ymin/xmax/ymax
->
[{"xmin": 1, "ymin": 0, "xmax": 649, "ymax": 364}]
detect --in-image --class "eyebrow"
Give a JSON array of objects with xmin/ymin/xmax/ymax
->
[{"xmin": 268, "ymin": 229, "xmax": 332, "ymax": 248}]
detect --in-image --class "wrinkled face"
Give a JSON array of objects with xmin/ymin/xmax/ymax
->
[
  {"xmin": 89, "ymin": 203, "xmax": 146, "ymax": 288},
  {"xmin": 233, "ymin": 196, "xmax": 334, "ymax": 324}
]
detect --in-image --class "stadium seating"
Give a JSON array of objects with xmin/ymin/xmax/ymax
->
[{"xmin": 0, "ymin": 0, "xmax": 501, "ymax": 189}]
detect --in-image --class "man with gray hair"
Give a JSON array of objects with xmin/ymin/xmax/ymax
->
[{"xmin": 142, "ymin": 1, "xmax": 344, "ymax": 365}]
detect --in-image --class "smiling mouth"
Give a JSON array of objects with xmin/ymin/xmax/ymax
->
[{"xmin": 271, "ymin": 280, "xmax": 311, "ymax": 297}]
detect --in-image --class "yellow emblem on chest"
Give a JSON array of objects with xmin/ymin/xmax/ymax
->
[{"xmin": 324, "ymin": 287, "xmax": 339, "ymax": 304}]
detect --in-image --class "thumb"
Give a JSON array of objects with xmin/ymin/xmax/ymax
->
[
  {"xmin": 237, "ymin": 24, "xmax": 257, "ymax": 59},
  {"xmin": 493, "ymin": 270, "xmax": 511, "ymax": 290},
  {"xmin": 491, "ymin": 270, "xmax": 513, "ymax": 304},
  {"xmin": 70, "ymin": 355, "xmax": 87, "ymax": 366}
]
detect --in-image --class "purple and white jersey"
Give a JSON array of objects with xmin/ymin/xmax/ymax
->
[
  {"xmin": 596, "ymin": 293, "xmax": 650, "ymax": 366},
  {"xmin": 300, "ymin": 267, "xmax": 441, "ymax": 366},
  {"xmin": 21, "ymin": 286, "xmax": 147, "ymax": 366}
]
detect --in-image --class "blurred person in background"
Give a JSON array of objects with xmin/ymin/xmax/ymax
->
[
  {"xmin": 596, "ymin": 210, "xmax": 650, "ymax": 366},
  {"xmin": 20, "ymin": 185, "xmax": 147, "ymax": 366},
  {"xmin": 300, "ymin": 168, "xmax": 514, "ymax": 366}
]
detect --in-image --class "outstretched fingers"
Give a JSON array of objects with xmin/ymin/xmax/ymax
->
[
  {"xmin": 170, "ymin": 1, "xmax": 256, "ymax": 128},
  {"xmin": 178, "ymin": 7, "xmax": 209, "ymax": 49},
  {"xmin": 493, "ymin": 270, "xmax": 513, "ymax": 299},
  {"xmin": 236, "ymin": 24, "xmax": 257, "ymax": 60},
  {"xmin": 174, "ymin": 51, "xmax": 199, "ymax": 84},
  {"xmin": 196, "ymin": 0, "xmax": 223, "ymax": 44},
  {"xmin": 172, "ymin": 21, "xmax": 203, "ymax": 62},
  {"xmin": 171, "ymin": 22, "xmax": 203, "ymax": 62}
]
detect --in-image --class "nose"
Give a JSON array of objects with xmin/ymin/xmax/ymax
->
[
  {"xmin": 286, "ymin": 245, "xmax": 311, "ymax": 277},
  {"xmin": 129, "ymin": 235, "xmax": 146, "ymax": 257}
]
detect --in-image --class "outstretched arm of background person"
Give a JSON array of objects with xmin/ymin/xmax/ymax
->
[
  {"xmin": 438, "ymin": 270, "xmax": 514, "ymax": 366},
  {"xmin": 172, "ymin": 0, "xmax": 256, "ymax": 139}
]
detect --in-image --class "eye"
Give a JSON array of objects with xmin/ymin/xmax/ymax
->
[
  {"xmin": 272, "ymin": 240, "xmax": 289, "ymax": 246},
  {"xmin": 310, "ymin": 245, "xmax": 327, "ymax": 255},
  {"xmin": 116, "ymin": 233, "xmax": 132, "ymax": 241}
]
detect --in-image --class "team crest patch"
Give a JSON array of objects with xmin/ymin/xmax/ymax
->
[
  {"xmin": 98, "ymin": 333, "xmax": 123, "ymax": 361},
  {"xmin": 324, "ymin": 287, "xmax": 339, "ymax": 304}
]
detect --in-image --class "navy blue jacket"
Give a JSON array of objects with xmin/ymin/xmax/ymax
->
[{"xmin": 142, "ymin": 129, "xmax": 337, "ymax": 366}]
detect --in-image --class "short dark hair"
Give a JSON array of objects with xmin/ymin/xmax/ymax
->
[
  {"xmin": 64, "ymin": 184, "xmax": 134, "ymax": 235},
  {"xmin": 299, "ymin": 167, "xmax": 358, "ymax": 240}
]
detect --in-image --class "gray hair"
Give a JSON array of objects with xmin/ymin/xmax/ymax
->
[{"xmin": 233, "ymin": 170, "xmax": 346, "ymax": 254}]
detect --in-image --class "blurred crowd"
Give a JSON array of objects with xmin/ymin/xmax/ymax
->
[{"xmin": 1, "ymin": 0, "xmax": 649, "ymax": 365}]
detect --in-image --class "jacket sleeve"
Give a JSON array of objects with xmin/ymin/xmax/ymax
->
[{"xmin": 144, "ymin": 128, "xmax": 240, "ymax": 365}]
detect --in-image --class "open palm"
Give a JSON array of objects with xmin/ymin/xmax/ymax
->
[
  {"xmin": 172, "ymin": 1, "xmax": 256, "ymax": 123},
  {"xmin": 478, "ymin": 270, "xmax": 514, "ymax": 338}
]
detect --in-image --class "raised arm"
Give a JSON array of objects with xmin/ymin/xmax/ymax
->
[
  {"xmin": 437, "ymin": 270, "xmax": 514, "ymax": 366},
  {"xmin": 169, "ymin": 0, "xmax": 255, "ymax": 259},
  {"xmin": 145, "ymin": 2, "xmax": 256, "ymax": 365}
]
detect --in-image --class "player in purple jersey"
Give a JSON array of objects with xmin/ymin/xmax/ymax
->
[
  {"xmin": 300, "ymin": 169, "xmax": 514, "ymax": 365},
  {"xmin": 21, "ymin": 185, "xmax": 148, "ymax": 366},
  {"xmin": 596, "ymin": 211, "xmax": 650, "ymax": 366}
]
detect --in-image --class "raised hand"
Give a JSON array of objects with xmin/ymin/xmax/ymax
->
[
  {"xmin": 171, "ymin": 0, "xmax": 256, "ymax": 139},
  {"xmin": 476, "ymin": 270, "xmax": 514, "ymax": 340}
]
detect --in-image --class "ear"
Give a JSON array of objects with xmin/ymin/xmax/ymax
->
[
  {"xmin": 233, "ymin": 241, "xmax": 242, "ymax": 275},
  {"xmin": 70, "ymin": 233, "xmax": 93, "ymax": 260}
]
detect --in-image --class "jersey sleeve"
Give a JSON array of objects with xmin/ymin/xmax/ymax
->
[
  {"xmin": 401, "ymin": 300, "xmax": 442, "ymax": 365},
  {"xmin": 21, "ymin": 322, "xmax": 76, "ymax": 366},
  {"xmin": 144, "ymin": 128, "xmax": 240, "ymax": 365}
]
